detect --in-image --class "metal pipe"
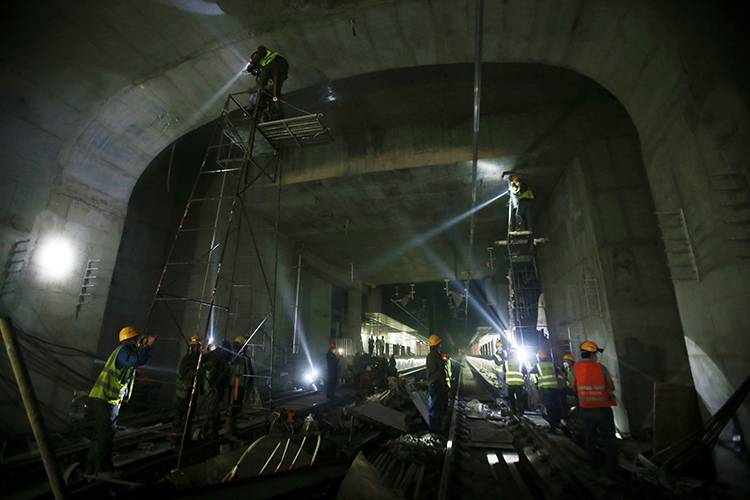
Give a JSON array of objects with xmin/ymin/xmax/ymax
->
[
  {"xmin": 467, "ymin": 0, "xmax": 485, "ymax": 275},
  {"xmin": 0, "ymin": 318, "xmax": 66, "ymax": 500},
  {"xmin": 292, "ymin": 252, "xmax": 302, "ymax": 354},
  {"xmin": 259, "ymin": 441, "xmax": 282, "ymax": 475}
]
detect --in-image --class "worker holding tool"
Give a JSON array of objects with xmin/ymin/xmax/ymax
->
[
  {"xmin": 326, "ymin": 341, "xmax": 340, "ymax": 399},
  {"xmin": 530, "ymin": 350, "xmax": 562, "ymax": 431},
  {"xmin": 504, "ymin": 348, "xmax": 528, "ymax": 415},
  {"xmin": 85, "ymin": 326, "xmax": 156, "ymax": 476},
  {"xmin": 172, "ymin": 335, "xmax": 202, "ymax": 441},
  {"xmin": 571, "ymin": 340, "xmax": 618, "ymax": 476},
  {"xmin": 426, "ymin": 334, "xmax": 449, "ymax": 433},
  {"xmin": 493, "ymin": 339, "xmax": 507, "ymax": 395},
  {"xmin": 508, "ymin": 174, "xmax": 534, "ymax": 231},
  {"xmin": 245, "ymin": 45, "xmax": 289, "ymax": 119},
  {"xmin": 202, "ymin": 342, "xmax": 231, "ymax": 441},
  {"xmin": 226, "ymin": 336, "xmax": 254, "ymax": 435}
]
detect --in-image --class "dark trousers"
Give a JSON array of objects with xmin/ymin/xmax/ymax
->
[
  {"xmin": 86, "ymin": 398, "xmax": 120, "ymax": 474},
  {"xmin": 326, "ymin": 373, "xmax": 338, "ymax": 399},
  {"xmin": 540, "ymin": 388, "xmax": 562, "ymax": 429},
  {"xmin": 205, "ymin": 389, "xmax": 223, "ymax": 439},
  {"xmin": 507, "ymin": 385, "xmax": 526, "ymax": 415},
  {"xmin": 514, "ymin": 199, "xmax": 533, "ymax": 231},
  {"xmin": 581, "ymin": 407, "xmax": 618, "ymax": 475},
  {"xmin": 428, "ymin": 383, "xmax": 448, "ymax": 433}
]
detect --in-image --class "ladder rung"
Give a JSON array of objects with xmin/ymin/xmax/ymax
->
[
  {"xmin": 200, "ymin": 168, "xmax": 243, "ymax": 174},
  {"xmin": 178, "ymin": 227, "xmax": 214, "ymax": 233}
]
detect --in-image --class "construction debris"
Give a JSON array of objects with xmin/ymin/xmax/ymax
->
[{"xmin": 350, "ymin": 402, "xmax": 408, "ymax": 433}]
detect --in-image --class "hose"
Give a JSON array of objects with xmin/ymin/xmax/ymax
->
[
  {"xmin": 288, "ymin": 435, "xmax": 307, "ymax": 470},
  {"xmin": 222, "ymin": 435, "xmax": 267, "ymax": 482},
  {"xmin": 274, "ymin": 437, "xmax": 291, "ymax": 473},
  {"xmin": 310, "ymin": 434, "xmax": 321, "ymax": 465},
  {"xmin": 259, "ymin": 441, "xmax": 282, "ymax": 475}
]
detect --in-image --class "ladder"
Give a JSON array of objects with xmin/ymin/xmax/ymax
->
[
  {"xmin": 145, "ymin": 88, "xmax": 332, "ymax": 392},
  {"xmin": 655, "ymin": 209, "xmax": 700, "ymax": 281},
  {"xmin": 0, "ymin": 239, "xmax": 29, "ymax": 297}
]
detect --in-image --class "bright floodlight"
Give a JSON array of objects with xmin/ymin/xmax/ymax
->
[
  {"xmin": 36, "ymin": 237, "xmax": 75, "ymax": 281},
  {"xmin": 337, "ymin": 348, "xmax": 344, "ymax": 355},
  {"xmin": 514, "ymin": 346, "xmax": 532, "ymax": 365},
  {"xmin": 304, "ymin": 368, "xmax": 319, "ymax": 385}
]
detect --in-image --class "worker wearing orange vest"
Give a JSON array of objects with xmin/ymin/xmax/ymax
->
[{"xmin": 571, "ymin": 340, "xmax": 618, "ymax": 476}]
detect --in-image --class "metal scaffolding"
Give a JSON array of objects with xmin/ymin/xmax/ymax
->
[{"xmin": 145, "ymin": 88, "xmax": 332, "ymax": 402}]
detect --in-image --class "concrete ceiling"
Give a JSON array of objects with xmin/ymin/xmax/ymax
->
[{"xmin": 244, "ymin": 64, "xmax": 634, "ymax": 284}]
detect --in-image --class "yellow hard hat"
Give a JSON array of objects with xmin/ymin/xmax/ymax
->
[
  {"xmin": 495, "ymin": 340, "xmax": 503, "ymax": 347},
  {"xmin": 190, "ymin": 335, "xmax": 202, "ymax": 344},
  {"xmin": 234, "ymin": 336, "xmax": 247, "ymax": 345},
  {"xmin": 579, "ymin": 340, "xmax": 602, "ymax": 353},
  {"xmin": 562, "ymin": 353, "xmax": 575, "ymax": 363},
  {"xmin": 428, "ymin": 334, "xmax": 442, "ymax": 346},
  {"xmin": 118, "ymin": 326, "xmax": 140, "ymax": 342}
]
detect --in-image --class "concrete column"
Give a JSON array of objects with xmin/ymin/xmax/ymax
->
[{"xmin": 346, "ymin": 289, "xmax": 363, "ymax": 353}]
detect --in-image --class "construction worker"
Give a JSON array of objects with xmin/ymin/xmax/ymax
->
[
  {"xmin": 509, "ymin": 175, "xmax": 534, "ymax": 231},
  {"xmin": 85, "ymin": 326, "xmax": 156, "ymax": 476},
  {"xmin": 368, "ymin": 336, "xmax": 375, "ymax": 356},
  {"xmin": 326, "ymin": 341, "xmax": 339, "ymax": 399},
  {"xmin": 571, "ymin": 340, "xmax": 618, "ymax": 476},
  {"xmin": 561, "ymin": 352, "xmax": 578, "ymax": 417},
  {"xmin": 202, "ymin": 342, "xmax": 230, "ymax": 440},
  {"xmin": 530, "ymin": 350, "xmax": 562, "ymax": 431},
  {"xmin": 388, "ymin": 354, "xmax": 398, "ymax": 377},
  {"xmin": 246, "ymin": 46, "xmax": 289, "ymax": 118},
  {"xmin": 172, "ymin": 335, "xmax": 202, "ymax": 439},
  {"xmin": 426, "ymin": 335, "xmax": 449, "ymax": 433},
  {"xmin": 227, "ymin": 336, "xmax": 254, "ymax": 435},
  {"xmin": 504, "ymin": 348, "xmax": 528, "ymax": 415},
  {"xmin": 493, "ymin": 340, "xmax": 507, "ymax": 394}
]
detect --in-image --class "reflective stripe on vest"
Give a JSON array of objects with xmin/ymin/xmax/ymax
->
[
  {"xmin": 494, "ymin": 352, "xmax": 505, "ymax": 373},
  {"xmin": 260, "ymin": 50, "xmax": 280, "ymax": 67},
  {"xmin": 89, "ymin": 344, "xmax": 135, "ymax": 405},
  {"xmin": 504, "ymin": 359, "xmax": 524, "ymax": 386},
  {"xmin": 536, "ymin": 361, "xmax": 558, "ymax": 389},
  {"xmin": 573, "ymin": 359, "xmax": 614, "ymax": 408}
]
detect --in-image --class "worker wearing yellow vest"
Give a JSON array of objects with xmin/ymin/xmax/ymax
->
[
  {"xmin": 85, "ymin": 326, "xmax": 156, "ymax": 475},
  {"xmin": 493, "ymin": 340, "xmax": 507, "ymax": 394},
  {"xmin": 509, "ymin": 174, "xmax": 534, "ymax": 231},
  {"xmin": 571, "ymin": 340, "xmax": 618, "ymax": 477},
  {"xmin": 426, "ymin": 334, "xmax": 449, "ymax": 433},
  {"xmin": 561, "ymin": 352, "xmax": 578, "ymax": 417},
  {"xmin": 504, "ymin": 348, "xmax": 528, "ymax": 415},
  {"xmin": 246, "ymin": 45, "xmax": 289, "ymax": 118},
  {"xmin": 530, "ymin": 350, "xmax": 562, "ymax": 431}
]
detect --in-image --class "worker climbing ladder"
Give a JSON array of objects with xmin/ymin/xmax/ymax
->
[{"xmin": 144, "ymin": 87, "xmax": 332, "ymax": 409}]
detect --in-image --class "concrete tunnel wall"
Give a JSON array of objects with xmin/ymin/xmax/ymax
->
[{"xmin": 2, "ymin": 0, "xmax": 750, "ymax": 437}]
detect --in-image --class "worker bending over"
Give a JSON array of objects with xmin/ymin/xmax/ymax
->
[
  {"xmin": 173, "ymin": 335, "xmax": 202, "ymax": 440},
  {"xmin": 426, "ymin": 335, "xmax": 449, "ymax": 433},
  {"xmin": 504, "ymin": 348, "xmax": 528, "ymax": 415},
  {"xmin": 509, "ymin": 175, "xmax": 534, "ymax": 232},
  {"xmin": 530, "ymin": 350, "xmax": 562, "ymax": 431},
  {"xmin": 246, "ymin": 45, "xmax": 289, "ymax": 118},
  {"xmin": 571, "ymin": 340, "xmax": 618, "ymax": 477},
  {"xmin": 86, "ymin": 326, "xmax": 156, "ymax": 476}
]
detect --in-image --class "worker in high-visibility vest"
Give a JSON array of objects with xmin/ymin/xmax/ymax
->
[
  {"xmin": 86, "ymin": 326, "xmax": 156, "ymax": 476},
  {"xmin": 504, "ymin": 349, "xmax": 528, "ymax": 415},
  {"xmin": 509, "ymin": 174, "xmax": 534, "ymax": 231},
  {"xmin": 571, "ymin": 340, "xmax": 618, "ymax": 476},
  {"xmin": 172, "ymin": 335, "xmax": 202, "ymax": 440},
  {"xmin": 246, "ymin": 46, "xmax": 289, "ymax": 118},
  {"xmin": 426, "ymin": 335, "xmax": 449, "ymax": 433},
  {"xmin": 493, "ymin": 340, "xmax": 507, "ymax": 394},
  {"xmin": 530, "ymin": 350, "xmax": 562, "ymax": 431},
  {"xmin": 561, "ymin": 352, "xmax": 578, "ymax": 417}
]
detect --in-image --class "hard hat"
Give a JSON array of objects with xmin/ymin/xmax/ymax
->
[
  {"xmin": 190, "ymin": 335, "xmax": 202, "ymax": 344},
  {"xmin": 537, "ymin": 350, "xmax": 549, "ymax": 360},
  {"xmin": 579, "ymin": 340, "xmax": 603, "ymax": 353},
  {"xmin": 562, "ymin": 353, "xmax": 575, "ymax": 363},
  {"xmin": 428, "ymin": 335, "xmax": 442, "ymax": 346},
  {"xmin": 510, "ymin": 175, "xmax": 521, "ymax": 182},
  {"xmin": 234, "ymin": 336, "xmax": 247, "ymax": 345},
  {"xmin": 118, "ymin": 326, "xmax": 140, "ymax": 342},
  {"xmin": 495, "ymin": 340, "xmax": 503, "ymax": 347}
]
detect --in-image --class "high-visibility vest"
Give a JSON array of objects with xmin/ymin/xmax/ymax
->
[
  {"xmin": 493, "ymin": 351, "xmax": 505, "ymax": 374},
  {"xmin": 573, "ymin": 360, "xmax": 615, "ymax": 408},
  {"xmin": 89, "ymin": 345, "xmax": 135, "ymax": 406},
  {"xmin": 504, "ymin": 359, "xmax": 524, "ymax": 386},
  {"xmin": 260, "ymin": 49, "xmax": 280, "ymax": 67},
  {"xmin": 536, "ymin": 361, "xmax": 558, "ymax": 389}
]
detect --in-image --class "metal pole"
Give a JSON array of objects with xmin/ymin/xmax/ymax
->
[
  {"xmin": 467, "ymin": 0, "xmax": 485, "ymax": 275},
  {"xmin": 0, "ymin": 318, "xmax": 66, "ymax": 499},
  {"xmin": 292, "ymin": 253, "xmax": 302, "ymax": 355}
]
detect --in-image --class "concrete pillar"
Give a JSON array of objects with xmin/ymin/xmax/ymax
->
[{"xmin": 346, "ymin": 289, "xmax": 363, "ymax": 353}]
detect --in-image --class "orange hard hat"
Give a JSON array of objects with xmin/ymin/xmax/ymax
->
[
  {"xmin": 562, "ymin": 353, "xmax": 575, "ymax": 363},
  {"xmin": 579, "ymin": 340, "xmax": 603, "ymax": 353},
  {"xmin": 118, "ymin": 326, "xmax": 140, "ymax": 342}
]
